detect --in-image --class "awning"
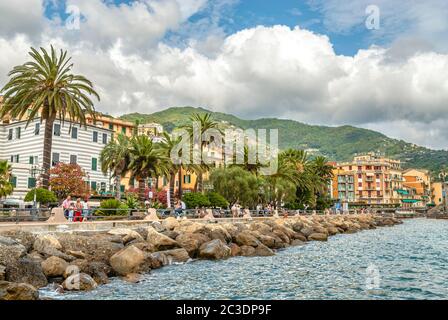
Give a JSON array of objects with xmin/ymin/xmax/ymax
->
[
  {"xmin": 401, "ymin": 199, "xmax": 419, "ymax": 203},
  {"xmin": 396, "ymin": 189, "xmax": 409, "ymax": 195}
]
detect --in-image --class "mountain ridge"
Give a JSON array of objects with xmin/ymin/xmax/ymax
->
[{"xmin": 119, "ymin": 106, "xmax": 447, "ymax": 174}]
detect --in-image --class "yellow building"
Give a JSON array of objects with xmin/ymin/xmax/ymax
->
[
  {"xmin": 432, "ymin": 182, "xmax": 444, "ymax": 206},
  {"xmin": 402, "ymin": 169, "xmax": 432, "ymax": 206}
]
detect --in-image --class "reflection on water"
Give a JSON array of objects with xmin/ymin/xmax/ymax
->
[{"xmin": 41, "ymin": 219, "xmax": 448, "ymax": 300}]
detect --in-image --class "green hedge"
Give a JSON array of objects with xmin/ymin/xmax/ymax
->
[
  {"xmin": 24, "ymin": 188, "xmax": 57, "ymax": 204},
  {"xmin": 182, "ymin": 192, "xmax": 210, "ymax": 209},
  {"xmin": 94, "ymin": 199, "xmax": 129, "ymax": 216},
  {"xmin": 206, "ymin": 192, "xmax": 229, "ymax": 208}
]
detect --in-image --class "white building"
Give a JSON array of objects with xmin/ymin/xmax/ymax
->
[{"xmin": 0, "ymin": 118, "xmax": 112, "ymax": 199}]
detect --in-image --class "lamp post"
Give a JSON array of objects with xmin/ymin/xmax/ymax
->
[{"xmin": 29, "ymin": 165, "xmax": 43, "ymax": 221}]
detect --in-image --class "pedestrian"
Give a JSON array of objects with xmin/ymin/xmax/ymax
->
[
  {"xmin": 82, "ymin": 198, "xmax": 90, "ymax": 222},
  {"xmin": 68, "ymin": 202, "xmax": 75, "ymax": 222},
  {"xmin": 74, "ymin": 198, "xmax": 83, "ymax": 222},
  {"xmin": 62, "ymin": 195, "xmax": 71, "ymax": 218}
]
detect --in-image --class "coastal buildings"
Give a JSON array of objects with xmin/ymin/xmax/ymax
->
[
  {"xmin": 331, "ymin": 152, "xmax": 432, "ymax": 207},
  {"xmin": 0, "ymin": 117, "xmax": 112, "ymax": 199}
]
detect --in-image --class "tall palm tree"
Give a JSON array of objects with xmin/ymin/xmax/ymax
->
[
  {"xmin": 100, "ymin": 134, "xmax": 131, "ymax": 200},
  {"xmin": 0, "ymin": 160, "xmax": 13, "ymax": 198},
  {"xmin": 128, "ymin": 135, "xmax": 168, "ymax": 203},
  {"xmin": 159, "ymin": 132, "xmax": 182, "ymax": 207},
  {"xmin": 0, "ymin": 46, "xmax": 99, "ymax": 189},
  {"xmin": 181, "ymin": 113, "xmax": 222, "ymax": 192}
]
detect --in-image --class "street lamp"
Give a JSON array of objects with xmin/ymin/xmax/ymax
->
[{"xmin": 29, "ymin": 165, "xmax": 43, "ymax": 221}]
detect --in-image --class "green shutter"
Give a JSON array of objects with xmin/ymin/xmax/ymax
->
[
  {"xmin": 91, "ymin": 181, "xmax": 97, "ymax": 190},
  {"xmin": 120, "ymin": 185, "xmax": 125, "ymax": 193},
  {"xmin": 29, "ymin": 156, "xmax": 34, "ymax": 165},
  {"xmin": 28, "ymin": 177, "xmax": 36, "ymax": 188},
  {"xmin": 92, "ymin": 158, "xmax": 98, "ymax": 171},
  {"xmin": 10, "ymin": 176, "xmax": 17, "ymax": 188}
]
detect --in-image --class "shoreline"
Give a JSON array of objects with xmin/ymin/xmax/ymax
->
[{"xmin": 0, "ymin": 214, "xmax": 402, "ymax": 300}]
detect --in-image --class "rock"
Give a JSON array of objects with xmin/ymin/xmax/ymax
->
[
  {"xmin": 41, "ymin": 256, "xmax": 69, "ymax": 277},
  {"xmin": 229, "ymin": 243, "xmax": 241, "ymax": 257},
  {"xmin": 175, "ymin": 221, "xmax": 207, "ymax": 234},
  {"xmin": 294, "ymin": 233, "xmax": 307, "ymax": 242},
  {"xmin": 122, "ymin": 273, "xmax": 141, "ymax": 283},
  {"xmin": 62, "ymin": 273, "xmax": 97, "ymax": 291},
  {"xmin": 291, "ymin": 239, "xmax": 306, "ymax": 246},
  {"xmin": 199, "ymin": 239, "xmax": 231, "ymax": 260},
  {"xmin": 291, "ymin": 221, "xmax": 304, "ymax": 232},
  {"xmin": 0, "ymin": 236, "xmax": 27, "ymax": 268},
  {"xmin": 150, "ymin": 221, "xmax": 165, "ymax": 232},
  {"xmin": 156, "ymin": 248, "xmax": 190, "ymax": 264},
  {"xmin": 249, "ymin": 222, "xmax": 272, "ymax": 234},
  {"xmin": 203, "ymin": 225, "xmax": 232, "ymax": 243},
  {"xmin": 33, "ymin": 234, "xmax": 62, "ymax": 253},
  {"xmin": 66, "ymin": 250, "xmax": 87, "ymax": 260},
  {"xmin": 272, "ymin": 229, "xmax": 290, "ymax": 244},
  {"xmin": 149, "ymin": 252, "xmax": 170, "ymax": 267},
  {"xmin": 240, "ymin": 245, "xmax": 256, "ymax": 257},
  {"xmin": 109, "ymin": 245, "xmax": 146, "ymax": 276},
  {"xmin": 0, "ymin": 281, "xmax": 39, "ymax": 300},
  {"xmin": 326, "ymin": 226, "xmax": 339, "ymax": 236},
  {"xmin": 146, "ymin": 226, "xmax": 179, "ymax": 251},
  {"xmin": 308, "ymin": 233, "xmax": 328, "ymax": 241},
  {"xmin": 57, "ymin": 234, "xmax": 124, "ymax": 264},
  {"xmin": 123, "ymin": 232, "xmax": 144, "ymax": 244},
  {"xmin": 300, "ymin": 227, "xmax": 315, "ymax": 238},
  {"xmin": 83, "ymin": 262, "xmax": 111, "ymax": 285},
  {"xmin": 0, "ymin": 265, "xmax": 5, "ymax": 281},
  {"xmin": 163, "ymin": 217, "xmax": 180, "ymax": 230},
  {"xmin": 6, "ymin": 257, "xmax": 48, "ymax": 288},
  {"xmin": 252, "ymin": 232, "xmax": 284, "ymax": 249},
  {"xmin": 26, "ymin": 251, "xmax": 45, "ymax": 263},
  {"xmin": 161, "ymin": 230, "xmax": 180, "ymax": 240},
  {"xmin": 108, "ymin": 228, "xmax": 143, "ymax": 244},
  {"xmin": 235, "ymin": 231, "xmax": 260, "ymax": 247},
  {"xmin": 0, "ymin": 231, "xmax": 36, "ymax": 251},
  {"xmin": 253, "ymin": 243, "xmax": 275, "ymax": 256},
  {"xmin": 175, "ymin": 233, "xmax": 210, "ymax": 257}
]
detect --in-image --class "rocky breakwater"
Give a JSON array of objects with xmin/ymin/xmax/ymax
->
[{"xmin": 0, "ymin": 214, "xmax": 402, "ymax": 299}]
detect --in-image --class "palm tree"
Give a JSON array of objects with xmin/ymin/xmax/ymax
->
[
  {"xmin": 128, "ymin": 135, "xmax": 168, "ymax": 202},
  {"xmin": 159, "ymin": 132, "xmax": 182, "ymax": 207},
  {"xmin": 230, "ymin": 145, "xmax": 265, "ymax": 175},
  {"xmin": 0, "ymin": 160, "xmax": 13, "ymax": 198},
  {"xmin": 181, "ymin": 113, "xmax": 222, "ymax": 192},
  {"xmin": 100, "ymin": 134, "xmax": 131, "ymax": 200},
  {"xmin": 0, "ymin": 46, "xmax": 99, "ymax": 189}
]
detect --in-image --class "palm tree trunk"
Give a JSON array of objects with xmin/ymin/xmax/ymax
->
[
  {"xmin": 169, "ymin": 172, "xmax": 175, "ymax": 208},
  {"xmin": 115, "ymin": 175, "xmax": 121, "ymax": 200},
  {"xmin": 138, "ymin": 179, "xmax": 146, "ymax": 202},
  {"xmin": 178, "ymin": 167, "xmax": 183, "ymax": 199},
  {"xmin": 42, "ymin": 118, "xmax": 55, "ymax": 189},
  {"xmin": 198, "ymin": 173, "xmax": 203, "ymax": 193}
]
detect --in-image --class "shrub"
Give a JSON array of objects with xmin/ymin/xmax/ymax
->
[
  {"xmin": 24, "ymin": 188, "xmax": 57, "ymax": 205},
  {"xmin": 182, "ymin": 192, "xmax": 210, "ymax": 209},
  {"xmin": 125, "ymin": 194, "xmax": 140, "ymax": 210},
  {"xmin": 207, "ymin": 192, "xmax": 229, "ymax": 208},
  {"xmin": 95, "ymin": 198, "xmax": 129, "ymax": 216}
]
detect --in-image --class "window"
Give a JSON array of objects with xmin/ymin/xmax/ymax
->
[
  {"xmin": 70, "ymin": 155, "xmax": 77, "ymax": 164},
  {"xmin": 129, "ymin": 178, "xmax": 135, "ymax": 187},
  {"xmin": 91, "ymin": 181, "xmax": 97, "ymax": 191},
  {"xmin": 358, "ymin": 182, "xmax": 362, "ymax": 187},
  {"xmin": 52, "ymin": 153, "xmax": 60, "ymax": 166},
  {"xmin": 120, "ymin": 185, "xmax": 125, "ymax": 193},
  {"xmin": 71, "ymin": 127, "xmax": 78, "ymax": 139},
  {"xmin": 358, "ymin": 174, "xmax": 362, "ymax": 179},
  {"xmin": 10, "ymin": 176, "xmax": 17, "ymax": 188},
  {"xmin": 29, "ymin": 156, "xmax": 38, "ymax": 165},
  {"xmin": 34, "ymin": 123, "xmax": 40, "ymax": 135},
  {"xmin": 7, "ymin": 129, "xmax": 13, "ymax": 140},
  {"xmin": 358, "ymin": 166, "xmax": 362, "ymax": 171},
  {"xmin": 100, "ymin": 182, "xmax": 106, "ymax": 192},
  {"xmin": 54, "ymin": 123, "xmax": 61, "ymax": 136},
  {"xmin": 15, "ymin": 127, "xmax": 21, "ymax": 139},
  {"xmin": 91, "ymin": 158, "xmax": 98, "ymax": 171},
  {"xmin": 121, "ymin": 127, "xmax": 126, "ymax": 134},
  {"xmin": 183, "ymin": 175, "xmax": 191, "ymax": 184},
  {"xmin": 109, "ymin": 123, "xmax": 114, "ymax": 130},
  {"xmin": 28, "ymin": 177, "xmax": 36, "ymax": 188},
  {"xmin": 349, "ymin": 166, "xmax": 352, "ymax": 170},
  {"xmin": 92, "ymin": 131, "xmax": 98, "ymax": 143},
  {"xmin": 10, "ymin": 155, "xmax": 19, "ymax": 163},
  {"xmin": 102, "ymin": 133, "xmax": 108, "ymax": 144}
]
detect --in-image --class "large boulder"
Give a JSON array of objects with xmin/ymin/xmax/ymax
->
[
  {"xmin": 155, "ymin": 248, "xmax": 190, "ymax": 264},
  {"xmin": 203, "ymin": 225, "xmax": 232, "ymax": 243},
  {"xmin": 235, "ymin": 231, "xmax": 260, "ymax": 247},
  {"xmin": 198, "ymin": 240, "xmax": 231, "ymax": 260},
  {"xmin": 248, "ymin": 222, "xmax": 272, "ymax": 234},
  {"xmin": 41, "ymin": 256, "xmax": 69, "ymax": 277},
  {"xmin": 163, "ymin": 217, "xmax": 180, "ymax": 230},
  {"xmin": 33, "ymin": 234, "xmax": 62, "ymax": 253},
  {"xmin": 240, "ymin": 245, "xmax": 256, "ymax": 257},
  {"xmin": 175, "ymin": 233, "xmax": 210, "ymax": 257},
  {"xmin": 0, "ymin": 265, "xmax": 5, "ymax": 281},
  {"xmin": 0, "ymin": 231, "xmax": 36, "ymax": 252},
  {"xmin": 253, "ymin": 243, "xmax": 275, "ymax": 256},
  {"xmin": 229, "ymin": 243, "xmax": 241, "ymax": 257},
  {"xmin": 308, "ymin": 233, "xmax": 328, "ymax": 241},
  {"xmin": 0, "ymin": 281, "xmax": 39, "ymax": 300},
  {"xmin": 146, "ymin": 226, "xmax": 179, "ymax": 251},
  {"xmin": 175, "ymin": 221, "xmax": 207, "ymax": 234},
  {"xmin": 0, "ymin": 236, "xmax": 27, "ymax": 268},
  {"xmin": 109, "ymin": 245, "xmax": 146, "ymax": 276},
  {"xmin": 107, "ymin": 228, "xmax": 143, "ymax": 244},
  {"xmin": 5, "ymin": 257, "xmax": 48, "ymax": 288},
  {"xmin": 57, "ymin": 234, "xmax": 124, "ymax": 263},
  {"xmin": 62, "ymin": 273, "xmax": 97, "ymax": 291}
]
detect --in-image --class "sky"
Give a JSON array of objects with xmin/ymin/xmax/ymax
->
[{"xmin": 0, "ymin": 0, "xmax": 448, "ymax": 150}]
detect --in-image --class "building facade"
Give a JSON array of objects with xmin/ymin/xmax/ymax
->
[
  {"xmin": 331, "ymin": 152, "xmax": 429, "ymax": 207},
  {"xmin": 0, "ymin": 118, "xmax": 113, "ymax": 199}
]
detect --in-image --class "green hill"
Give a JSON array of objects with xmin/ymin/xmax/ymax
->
[{"xmin": 120, "ymin": 106, "xmax": 448, "ymax": 174}]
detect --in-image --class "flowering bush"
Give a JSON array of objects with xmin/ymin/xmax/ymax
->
[{"xmin": 49, "ymin": 163, "xmax": 90, "ymax": 200}]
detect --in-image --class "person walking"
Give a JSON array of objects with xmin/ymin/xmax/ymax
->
[
  {"xmin": 82, "ymin": 198, "xmax": 90, "ymax": 222},
  {"xmin": 62, "ymin": 196, "xmax": 71, "ymax": 218},
  {"xmin": 74, "ymin": 198, "xmax": 83, "ymax": 222}
]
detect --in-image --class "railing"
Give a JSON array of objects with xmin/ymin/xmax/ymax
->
[{"xmin": 0, "ymin": 207, "xmax": 52, "ymax": 223}]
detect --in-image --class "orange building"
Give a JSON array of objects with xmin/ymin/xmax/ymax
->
[{"xmin": 402, "ymin": 169, "xmax": 432, "ymax": 206}]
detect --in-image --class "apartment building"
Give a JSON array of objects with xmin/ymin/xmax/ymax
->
[
  {"xmin": 402, "ymin": 169, "xmax": 432, "ymax": 206},
  {"xmin": 331, "ymin": 152, "xmax": 426, "ymax": 207},
  {"xmin": 0, "ymin": 118, "xmax": 112, "ymax": 199}
]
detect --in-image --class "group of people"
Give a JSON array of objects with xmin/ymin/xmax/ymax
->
[
  {"xmin": 62, "ymin": 196, "xmax": 90, "ymax": 222},
  {"xmin": 174, "ymin": 198, "xmax": 186, "ymax": 217}
]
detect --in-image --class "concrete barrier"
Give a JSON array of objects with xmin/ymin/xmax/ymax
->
[
  {"xmin": 144, "ymin": 208, "xmax": 160, "ymax": 221},
  {"xmin": 46, "ymin": 207, "xmax": 67, "ymax": 223}
]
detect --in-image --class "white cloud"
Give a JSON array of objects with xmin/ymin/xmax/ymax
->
[
  {"xmin": 0, "ymin": 0, "xmax": 47, "ymax": 39},
  {"xmin": 1, "ymin": 1, "xmax": 448, "ymax": 150}
]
